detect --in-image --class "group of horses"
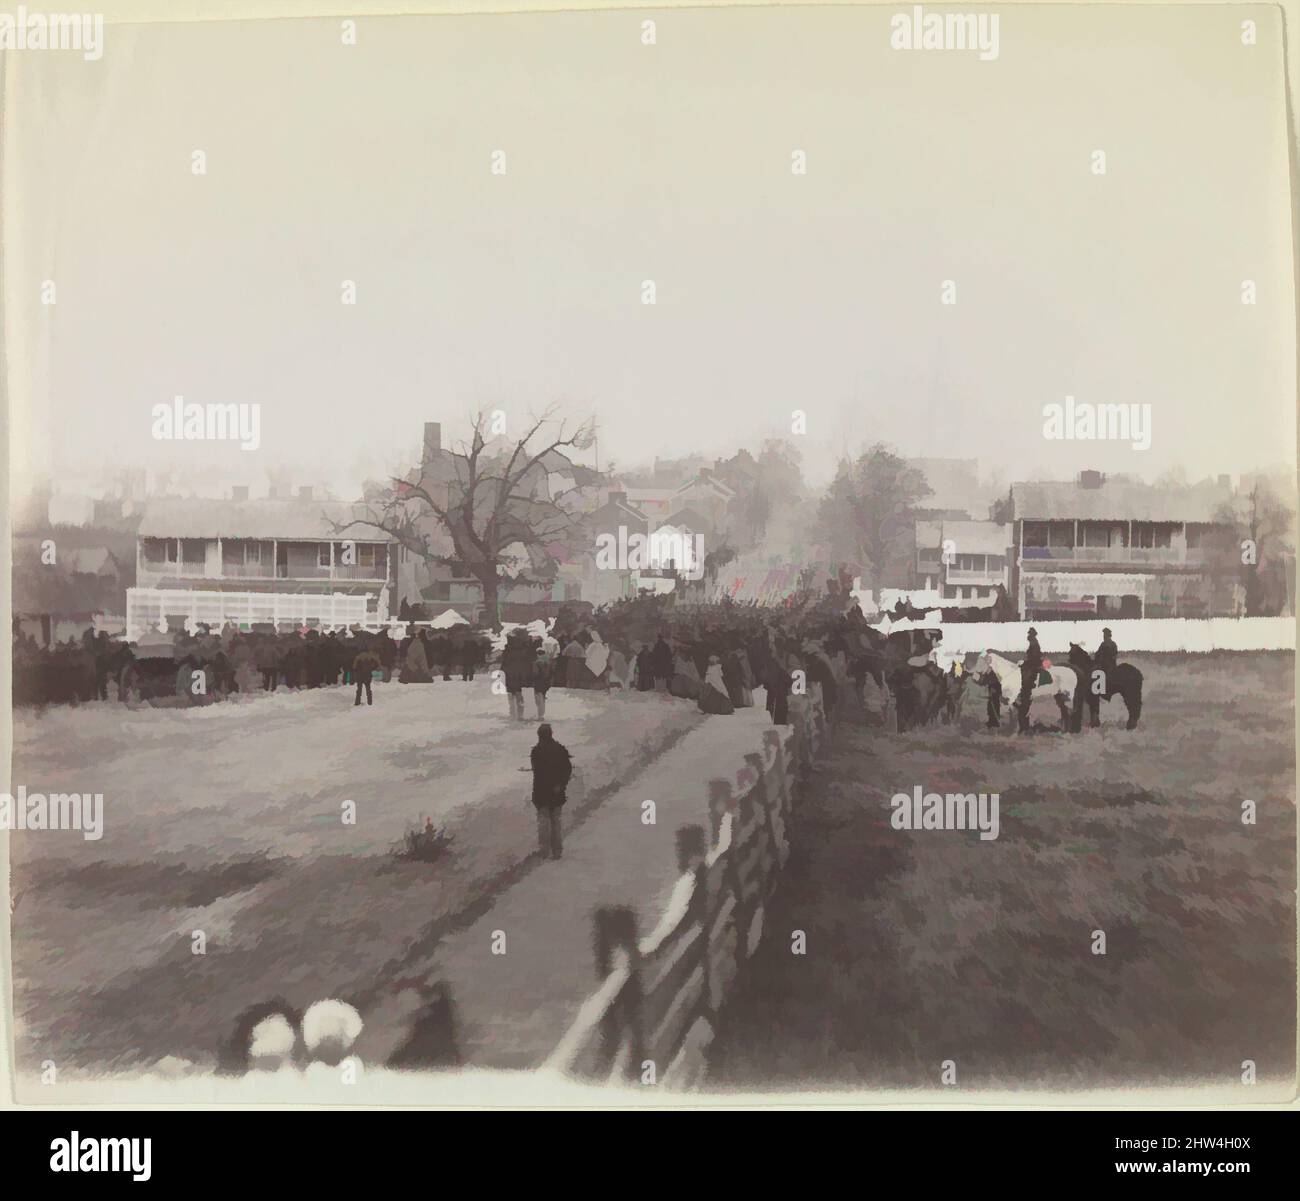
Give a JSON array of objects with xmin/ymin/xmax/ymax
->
[{"xmin": 846, "ymin": 624, "xmax": 1143, "ymax": 734}]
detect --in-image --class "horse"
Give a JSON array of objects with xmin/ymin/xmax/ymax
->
[
  {"xmin": 973, "ymin": 650, "xmax": 1076, "ymax": 731},
  {"xmin": 882, "ymin": 629, "xmax": 951, "ymax": 731},
  {"xmin": 941, "ymin": 662, "xmax": 969, "ymax": 723},
  {"xmin": 1066, "ymin": 644, "xmax": 1143, "ymax": 730}
]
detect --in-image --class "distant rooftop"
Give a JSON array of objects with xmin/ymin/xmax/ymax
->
[
  {"xmin": 1012, "ymin": 478, "xmax": 1233, "ymax": 523},
  {"xmin": 915, "ymin": 520, "xmax": 1010, "ymax": 555},
  {"xmin": 138, "ymin": 498, "xmax": 391, "ymax": 541}
]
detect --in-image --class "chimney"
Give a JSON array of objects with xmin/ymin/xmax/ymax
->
[
  {"xmin": 423, "ymin": 422, "xmax": 442, "ymax": 463},
  {"xmin": 232, "ymin": 485, "xmax": 249, "ymax": 501},
  {"xmin": 1079, "ymin": 470, "xmax": 1104, "ymax": 490},
  {"xmin": 298, "ymin": 485, "xmax": 313, "ymax": 502}
]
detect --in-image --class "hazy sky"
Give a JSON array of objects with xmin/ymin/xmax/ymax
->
[{"xmin": 4, "ymin": 4, "xmax": 1295, "ymax": 497}]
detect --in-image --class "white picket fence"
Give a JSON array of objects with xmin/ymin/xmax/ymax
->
[
  {"xmin": 126, "ymin": 587, "xmax": 372, "ymax": 638},
  {"xmin": 887, "ymin": 615, "xmax": 1295, "ymax": 656}
]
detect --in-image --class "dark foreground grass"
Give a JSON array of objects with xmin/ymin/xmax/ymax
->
[{"xmin": 708, "ymin": 652, "xmax": 1296, "ymax": 1094}]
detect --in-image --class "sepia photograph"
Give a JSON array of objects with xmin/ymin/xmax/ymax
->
[{"xmin": 1, "ymin": 0, "xmax": 1297, "ymax": 1166}]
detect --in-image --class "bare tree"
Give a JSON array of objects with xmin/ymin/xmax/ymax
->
[{"xmin": 337, "ymin": 408, "xmax": 595, "ymax": 629}]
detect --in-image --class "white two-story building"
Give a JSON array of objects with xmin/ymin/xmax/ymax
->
[{"xmin": 129, "ymin": 491, "xmax": 394, "ymax": 633}]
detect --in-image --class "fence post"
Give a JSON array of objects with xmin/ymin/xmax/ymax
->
[
  {"xmin": 593, "ymin": 905, "xmax": 642, "ymax": 1081},
  {"xmin": 707, "ymin": 777, "xmax": 733, "ymax": 848},
  {"xmin": 761, "ymin": 727, "xmax": 793, "ymax": 862}
]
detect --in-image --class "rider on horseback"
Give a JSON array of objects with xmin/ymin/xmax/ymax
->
[
  {"xmin": 1016, "ymin": 626, "xmax": 1043, "ymax": 731},
  {"xmin": 1095, "ymin": 627, "xmax": 1117, "ymax": 680}
]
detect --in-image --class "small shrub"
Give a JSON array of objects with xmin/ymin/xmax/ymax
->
[{"xmin": 394, "ymin": 818, "xmax": 453, "ymax": 863}]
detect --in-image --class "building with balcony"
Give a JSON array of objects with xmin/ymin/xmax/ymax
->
[
  {"xmin": 914, "ymin": 520, "xmax": 1012, "ymax": 602},
  {"xmin": 1010, "ymin": 474, "xmax": 1239, "ymax": 620},
  {"xmin": 132, "ymin": 494, "xmax": 394, "ymax": 631}
]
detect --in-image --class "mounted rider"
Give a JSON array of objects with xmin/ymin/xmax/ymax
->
[
  {"xmin": 1095, "ymin": 627, "xmax": 1117, "ymax": 679},
  {"xmin": 1016, "ymin": 626, "xmax": 1043, "ymax": 730}
]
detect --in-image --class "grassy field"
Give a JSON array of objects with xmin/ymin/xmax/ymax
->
[{"xmin": 707, "ymin": 652, "xmax": 1296, "ymax": 1094}]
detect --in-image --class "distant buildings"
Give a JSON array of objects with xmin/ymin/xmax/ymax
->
[
  {"xmin": 907, "ymin": 470, "xmax": 1245, "ymax": 619},
  {"xmin": 914, "ymin": 519, "xmax": 1012, "ymax": 603},
  {"xmin": 12, "ymin": 539, "xmax": 132, "ymax": 646},
  {"xmin": 1010, "ymin": 473, "xmax": 1239, "ymax": 619}
]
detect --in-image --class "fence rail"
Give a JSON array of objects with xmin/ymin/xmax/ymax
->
[{"xmin": 546, "ymin": 661, "xmax": 841, "ymax": 1089}]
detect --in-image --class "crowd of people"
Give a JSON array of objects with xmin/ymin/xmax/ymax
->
[
  {"xmin": 10, "ymin": 621, "xmax": 492, "ymax": 709},
  {"xmin": 11, "ymin": 590, "xmax": 861, "ymax": 722},
  {"xmin": 491, "ymin": 592, "xmax": 852, "ymax": 725}
]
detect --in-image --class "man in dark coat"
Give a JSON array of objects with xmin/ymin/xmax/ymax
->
[
  {"xmin": 531, "ymin": 648, "xmax": 554, "ymax": 720},
  {"xmin": 434, "ymin": 633, "xmax": 453, "ymax": 681},
  {"xmin": 281, "ymin": 640, "xmax": 304, "ymax": 690},
  {"xmin": 303, "ymin": 631, "xmax": 323, "ymax": 688},
  {"xmin": 324, "ymin": 632, "xmax": 344, "ymax": 686},
  {"xmin": 254, "ymin": 635, "xmax": 278, "ymax": 691},
  {"xmin": 1095, "ymin": 627, "xmax": 1117, "ymax": 679},
  {"xmin": 635, "ymin": 643, "xmax": 654, "ymax": 691},
  {"xmin": 529, "ymin": 724, "xmax": 572, "ymax": 859},
  {"xmin": 352, "ymin": 643, "xmax": 381, "ymax": 706},
  {"xmin": 1016, "ymin": 627, "xmax": 1043, "ymax": 731},
  {"xmin": 650, "ymin": 635, "xmax": 674, "ymax": 692},
  {"xmin": 978, "ymin": 652, "xmax": 1003, "ymax": 729},
  {"xmin": 459, "ymin": 635, "xmax": 482, "ymax": 682},
  {"xmin": 765, "ymin": 654, "xmax": 793, "ymax": 726},
  {"xmin": 501, "ymin": 632, "xmax": 534, "ymax": 719}
]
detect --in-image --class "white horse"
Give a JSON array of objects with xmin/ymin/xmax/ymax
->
[{"xmin": 973, "ymin": 650, "xmax": 1076, "ymax": 730}]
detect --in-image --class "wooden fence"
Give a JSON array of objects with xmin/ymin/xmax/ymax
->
[{"xmin": 545, "ymin": 671, "xmax": 837, "ymax": 1088}]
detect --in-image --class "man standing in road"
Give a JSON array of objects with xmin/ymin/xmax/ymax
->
[{"xmin": 529, "ymin": 723, "xmax": 572, "ymax": 860}]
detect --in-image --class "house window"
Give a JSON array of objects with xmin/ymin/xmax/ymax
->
[
  {"xmin": 1022, "ymin": 522, "xmax": 1049, "ymax": 548},
  {"xmin": 143, "ymin": 538, "xmax": 175, "ymax": 564},
  {"xmin": 1132, "ymin": 523, "xmax": 1175, "ymax": 549},
  {"xmin": 1048, "ymin": 521, "xmax": 1075, "ymax": 548},
  {"xmin": 318, "ymin": 544, "xmax": 331, "ymax": 567},
  {"xmin": 1080, "ymin": 522, "xmax": 1119, "ymax": 548},
  {"xmin": 358, "ymin": 543, "xmax": 376, "ymax": 569},
  {"xmin": 245, "ymin": 542, "xmax": 261, "ymax": 564}
]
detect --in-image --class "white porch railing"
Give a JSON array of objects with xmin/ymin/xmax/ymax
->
[{"xmin": 126, "ymin": 587, "xmax": 372, "ymax": 638}]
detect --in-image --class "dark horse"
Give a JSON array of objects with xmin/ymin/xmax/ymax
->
[{"xmin": 1066, "ymin": 644, "xmax": 1143, "ymax": 730}]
